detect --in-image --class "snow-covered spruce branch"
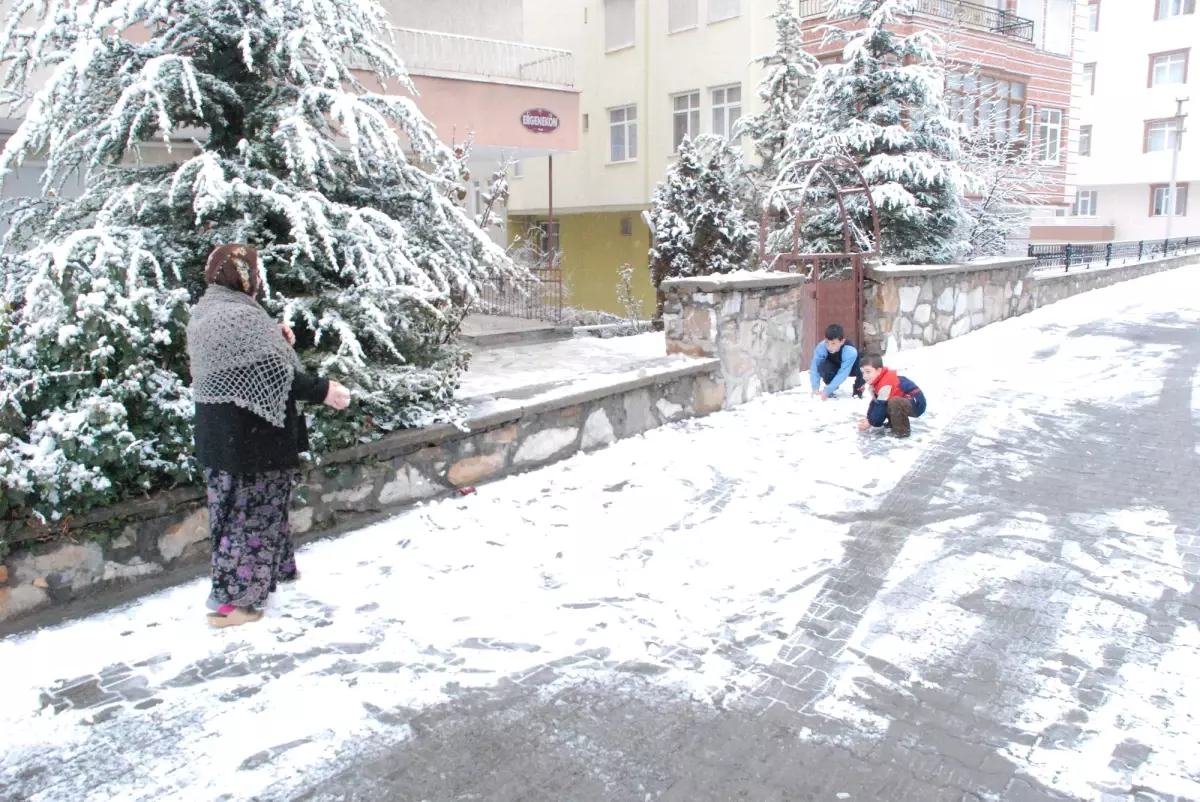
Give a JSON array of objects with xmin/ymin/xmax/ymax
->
[{"xmin": 0, "ymin": 0, "xmax": 515, "ymax": 520}]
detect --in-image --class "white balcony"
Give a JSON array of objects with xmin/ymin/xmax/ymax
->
[{"xmin": 389, "ymin": 28, "xmax": 574, "ymax": 89}]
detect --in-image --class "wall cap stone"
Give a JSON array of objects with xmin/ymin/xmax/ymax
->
[
  {"xmin": 867, "ymin": 256, "xmax": 1035, "ymax": 280},
  {"xmin": 661, "ymin": 271, "xmax": 808, "ymax": 293}
]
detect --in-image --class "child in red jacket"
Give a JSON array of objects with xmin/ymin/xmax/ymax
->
[{"xmin": 857, "ymin": 354, "xmax": 927, "ymax": 438}]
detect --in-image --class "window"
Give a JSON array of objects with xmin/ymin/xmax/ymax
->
[
  {"xmin": 1145, "ymin": 119, "xmax": 1182, "ymax": 152},
  {"xmin": 1079, "ymin": 125, "xmax": 1092, "ymax": 156},
  {"xmin": 711, "ymin": 85, "xmax": 742, "ymax": 142},
  {"xmin": 672, "ymin": 91, "xmax": 701, "ymax": 151},
  {"xmin": 708, "ymin": 0, "xmax": 741, "ymax": 22},
  {"xmin": 1082, "ymin": 63, "xmax": 1096, "ymax": 95},
  {"xmin": 1088, "ymin": 0, "xmax": 1100, "ymax": 30},
  {"xmin": 1156, "ymin": 0, "xmax": 1196, "ymax": 19},
  {"xmin": 1073, "ymin": 190, "xmax": 1098, "ymax": 216},
  {"xmin": 537, "ymin": 221, "xmax": 560, "ymax": 254},
  {"xmin": 620, "ymin": 216, "xmax": 634, "ymax": 237},
  {"xmin": 1151, "ymin": 184, "xmax": 1189, "ymax": 216},
  {"xmin": 1038, "ymin": 109, "xmax": 1063, "ymax": 163},
  {"xmin": 946, "ymin": 74, "xmax": 1028, "ymax": 141},
  {"xmin": 817, "ymin": 52, "xmax": 841, "ymax": 66},
  {"xmin": 510, "ymin": 160, "xmax": 523, "ymax": 179},
  {"xmin": 668, "ymin": 0, "xmax": 698, "ymax": 32},
  {"xmin": 1149, "ymin": 50, "xmax": 1189, "ymax": 86},
  {"xmin": 609, "ymin": 105, "xmax": 638, "ymax": 163},
  {"xmin": 605, "ymin": 0, "xmax": 635, "ymax": 52}
]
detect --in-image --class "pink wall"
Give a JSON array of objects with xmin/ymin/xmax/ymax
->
[
  {"xmin": 355, "ymin": 71, "xmax": 578, "ymax": 153},
  {"xmin": 407, "ymin": 76, "xmax": 578, "ymax": 152}
]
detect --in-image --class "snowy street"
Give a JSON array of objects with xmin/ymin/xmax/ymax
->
[{"xmin": 4, "ymin": 267, "xmax": 1200, "ymax": 802}]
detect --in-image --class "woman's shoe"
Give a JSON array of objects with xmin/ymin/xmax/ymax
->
[{"xmin": 206, "ymin": 606, "xmax": 264, "ymax": 628}]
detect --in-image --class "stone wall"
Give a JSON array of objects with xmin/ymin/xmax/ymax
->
[
  {"xmin": 0, "ymin": 358, "xmax": 720, "ymax": 627},
  {"xmin": 661, "ymin": 273, "xmax": 808, "ymax": 408},
  {"xmin": 864, "ymin": 252, "xmax": 1200, "ymax": 354}
]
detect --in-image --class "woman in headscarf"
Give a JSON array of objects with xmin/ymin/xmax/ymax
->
[{"xmin": 187, "ymin": 244, "xmax": 352, "ymax": 628}]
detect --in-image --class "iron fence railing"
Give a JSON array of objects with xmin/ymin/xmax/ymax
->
[
  {"xmin": 797, "ymin": 0, "xmax": 1034, "ymax": 42},
  {"xmin": 476, "ymin": 266, "xmax": 565, "ymax": 323},
  {"xmin": 388, "ymin": 28, "xmax": 575, "ymax": 88},
  {"xmin": 1028, "ymin": 236, "xmax": 1200, "ymax": 272}
]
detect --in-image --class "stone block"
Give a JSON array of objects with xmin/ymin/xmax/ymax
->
[
  {"xmin": 954, "ymin": 290, "xmax": 969, "ymax": 317},
  {"xmin": 380, "ymin": 464, "xmax": 442, "ymax": 502},
  {"xmin": 937, "ymin": 287, "xmax": 955, "ymax": 313},
  {"xmin": 950, "ymin": 316, "xmax": 972, "ymax": 338},
  {"xmin": 514, "ymin": 427, "xmax": 579, "ymax": 466},
  {"xmin": 447, "ymin": 453, "xmax": 505, "ymax": 486},
  {"xmin": 622, "ymin": 389, "xmax": 656, "ymax": 436},
  {"xmin": 291, "ymin": 507, "xmax": 314, "ymax": 535},
  {"xmin": 666, "ymin": 341, "xmax": 708, "ymax": 358},
  {"xmin": 919, "ymin": 280, "xmax": 934, "ymax": 302},
  {"xmin": 655, "ymin": 398, "xmax": 684, "ymax": 422},
  {"xmin": 484, "ymin": 424, "xmax": 518, "ymax": 445},
  {"xmin": 694, "ymin": 376, "xmax": 725, "ymax": 414},
  {"xmin": 877, "ymin": 281, "xmax": 900, "ymax": 315},
  {"xmin": 969, "ymin": 286, "xmax": 985, "ymax": 313},
  {"xmin": 899, "ymin": 318, "xmax": 913, "ymax": 336},
  {"xmin": 13, "ymin": 541, "xmax": 105, "ymax": 585},
  {"xmin": 913, "ymin": 303, "xmax": 932, "ymax": 325},
  {"xmin": 0, "ymin": 584, "xmax": 50, "ymax": 622},
  {"xmin": 157, "ymin": 509, "xmax": 209, "ymax": 562},
  {"xmin": 581, "ymin": 408, "xmax": 616, "ymax": 450},
  {"xmin": 721, "ymin": 293, "xmax": 742, "ymax": 317},
  {"xmin": 321, "ymin": 484, "xmax": 374, "ymax": 506},
  {"xmin": 898, "ymin": 285, "xmax": 921, "ymax": 314},
  {"xmin": 683, "ymin": 307, "xmax": 713, "ymax": 340}
]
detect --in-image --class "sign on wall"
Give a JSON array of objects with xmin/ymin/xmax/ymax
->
[{"xmin": 521, "ymin": 108, "xmax": 560, "ymax": 133}]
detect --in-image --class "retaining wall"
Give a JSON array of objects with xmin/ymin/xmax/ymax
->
[
  {"xmin": 0, "ymin": 357, "xmax": 721, "ymax": 626},
  {"xmin": 864, "ymin": 251, "xmax": 1200, "ymax": 354}
]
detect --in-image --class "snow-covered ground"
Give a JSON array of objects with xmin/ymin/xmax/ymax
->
[{"xmin": 3, "ymin": 267, "xmax": 1200, "ymax": 802}]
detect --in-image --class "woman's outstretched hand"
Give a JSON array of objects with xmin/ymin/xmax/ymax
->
[
  {"xmin": 280, "ymin": 323, "xmax": 296, "ymax": 346},
  {"xmin": 324, "ymin": 381, "xmax": 351, "ymax": 410}
]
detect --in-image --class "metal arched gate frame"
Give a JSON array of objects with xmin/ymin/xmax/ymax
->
[{"xmin": 759, "ymin": 155, "xmax": 882, "ymax": 360}]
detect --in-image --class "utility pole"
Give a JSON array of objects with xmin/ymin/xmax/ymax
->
[{"xmin": 1166, "ymin": 97, "xmax": 1188, "ymax": 242}]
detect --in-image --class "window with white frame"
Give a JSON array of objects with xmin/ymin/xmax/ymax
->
[
  {"xmin": 604, "ymin": 0, "xmax": 636, "ymax": 52},
  {"xmin": 711, "ymin": 85, "xmax": 742, "ymax": 142},
  {"xmin": 510, "ymin": 160, "xmax": 523, "ymax": 179},
  {"xmin": 1156, "ymin": 0, "xmax": 1196, "ymax": 19},
  {"xmin": 1073, "ymin": 190, "xmax": 1098, "ymax": 216},
  {"xmin": 708, "ymin": 0, "xmax": 741, "ymax": 22},
  {"xmin": 1145, "ymin": 119, "xmax": 1182, "ymax": 152},
  {"xmin": 1150, "ymin": 51, "xmax": 1188, "ymax": 86},
  {"xmin": 1037, "ymin": 109, "xmax": 1063, "ymax": 163},
  {"xmin": 1088, "ymin": 0, "xmax": 1100, "ymax": 30},
  {"xmin": 1151, "ymin": 184, "xmax": 1189, "ymax": 216},
  {"xmin": 1082, "ymin": 63, "xmax": 1096, "ymax": 95},
  {"xmin": 947, "ymin": 74, "xmax": 1028, "ymax": 141},
  {"xmin": 668, "ymin": 0, "xmax": 698, "ymax": 32},
  {"xmin": 609, "ymin": 105, "xmax": 637, "ymax": 162},
  {"xmin": 672, "ymin": 91, "xmax": 701, "ymax": 151},
  {"xmin": 1079, "ymin": 125, "xmax": 1092, "ymax": 156}
]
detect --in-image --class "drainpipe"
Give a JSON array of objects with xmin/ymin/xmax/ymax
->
[{"xmin": 641, "ymin": 0, "xmax": 651, "ymax": 207}]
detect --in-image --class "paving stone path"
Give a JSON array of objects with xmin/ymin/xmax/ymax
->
[{"xmin": 4, "ymin": 269, "xmax": 1200, "ymax": 801}]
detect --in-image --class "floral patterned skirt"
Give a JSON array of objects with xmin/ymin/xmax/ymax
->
[{"xmin": 205, "ymin": 468, "xmax": 299, "ymax": 610}]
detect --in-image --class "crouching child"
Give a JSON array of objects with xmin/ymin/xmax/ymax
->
[{"xmin": 857, "ymin": 354, "xmax": 927, "ymax": 438}]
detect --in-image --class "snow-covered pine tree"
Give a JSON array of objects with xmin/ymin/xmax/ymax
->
[
  {"xmin": 773, "ymin": 0, "xmax": 971, "ymax": 264},
  {"xmin": 736, "ymin": 0, "xmax": 819, "ymax": 187},
  {"xmin": 646, "ymin": 135, "xmax": 756, "ymax": 316},
  {"xmin": 0, "ymin": 0, "xmax": 511, "ymax": 521}
]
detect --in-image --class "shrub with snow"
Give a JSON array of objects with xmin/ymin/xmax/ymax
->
[
  {"xmin": 0, "ymin": 0, "xmax": 511, "ymax": 522},
  {"xmin": 646, "ymin": 135, "xmax": 756, "ymax": 315},
  {"xmin": 773, "ymin": 0, "xmax": 971, "ymax": 264}
]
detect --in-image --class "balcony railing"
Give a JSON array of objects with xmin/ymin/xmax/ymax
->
[
  {"xmin": 388, "ymin": 28, "xmax": 574, "ymax": 89},
  {"xmin": 798, "ymin": 0, "xmax": 1035, "ymax": 43}
]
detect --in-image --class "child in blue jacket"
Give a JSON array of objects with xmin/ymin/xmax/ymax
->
[{"xmin": 810, "ymin": 324, "xmax": 865, "ymax": 399}]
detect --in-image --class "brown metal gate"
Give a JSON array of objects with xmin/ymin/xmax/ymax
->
[{"xmin": 760, "ymin": 156, "xmax": 881, "ymax": 359}]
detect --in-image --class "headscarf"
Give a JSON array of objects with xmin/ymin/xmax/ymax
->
[
  {"xmin": 204, "ymin": 244, "xmax": 261, "ymax": 297},
  {"xmin": 187, "ymin": 244, "xmax": 301, "ymax": 428}
]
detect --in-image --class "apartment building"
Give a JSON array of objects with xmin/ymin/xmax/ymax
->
[
  {"xmin": 0, "ymin": 0, "xmax": 579, "ymax": 246},
  {"xmin": 510, "ymin": 0, "xmax": 1082, "ymax": 315},
  {"xmin": 1055, "ymin": 0, "xmax": 1197, "ymax": 243}
]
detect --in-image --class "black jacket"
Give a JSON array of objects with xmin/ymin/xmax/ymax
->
[{"xmin": 193, "ymin": 369, "xmax": 329, "ymax": 476}]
